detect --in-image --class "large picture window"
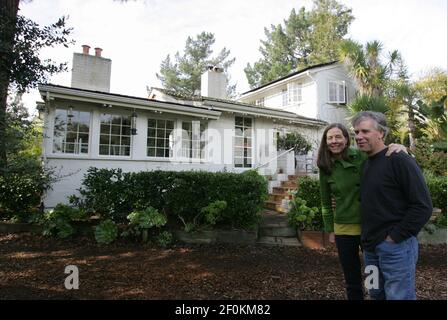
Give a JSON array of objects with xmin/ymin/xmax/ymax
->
[
  {"xmin": 53, "ymin": 108, "xmax": 90, "ymax": 154},
  {"xmin": 234, "ymin": 116, "xmax": 252, "ymax": 168},
  {"xmin": 99, "ymin": 113, "xmax": 131, "ymax": 156},
  {"xmin": 181, "ymin": 121, "xmax": 206, "ymax": 159},
  {"xmin": 147, "ymin": 119, "xmax": 174, "ymax": 158}
]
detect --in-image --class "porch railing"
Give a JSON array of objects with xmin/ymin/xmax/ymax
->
[{"xmin": 253, "ymin": 147, "xmax": 295, "ymax": 171}]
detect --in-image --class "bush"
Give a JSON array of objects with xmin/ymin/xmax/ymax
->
[
  {"xmin": 156, "ymin": 231, "xmax": 173, "ymax": 247},
  {"xmin": 424, "ymin": 172, "xmax": 447, "ymax": 213},
  {"xmin": 94, "ymin": 219, "xmax": 118, "ymax": 245},
  {"xmin": 414, "ymin": 139, "xmax": 447, "ymax": 176},
  {"xmin": 0, "ymin": 159, "xmax": 53, "ymax": 222},
  {"xmin": 73, "ymin": 168, "xmax": 268, "ymax": 231},
  {"xmin": 277, "ymin": 132, "xmax": 312, "ymax": 154},
  {"xmin": 41, "ymin": 204, "xmax": 86, "ymax": 239},
  {"xmin": 286, "ymin": 176, "xmax": 324, "ymax": 231},
  {"xmin": 123, "ymin": 207, "xmax": 167, "ymax": 242}
]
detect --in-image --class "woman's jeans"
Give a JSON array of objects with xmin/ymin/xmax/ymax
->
[
  {"xmin": 335, "ymin": 235, "xmax": 364, "ymax": 300},
  {"xmin": 363, "ymin": 236, "xmax": 418, "ymax": 300}
]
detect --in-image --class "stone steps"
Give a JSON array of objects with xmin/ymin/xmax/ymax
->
[{"xmin": 257, "ymin": 210, "xmax": 300, "ymax": 247}]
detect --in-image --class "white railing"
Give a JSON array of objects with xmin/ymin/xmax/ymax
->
[{"xmin": 254, "ymin": 147, "xmax": 295, "ymax": 171}]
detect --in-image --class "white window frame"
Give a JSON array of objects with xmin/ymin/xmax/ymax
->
[
  {"xmin": 180, "ymin": 120, "xmax": 207, "ymax": 160},
  {"xmin": 99, "ymin": 113, "xmax": 132, "ymax": 157},
  {"xmin": 328, "ymin": 80, "xmax": 346, "ymax": 104},
  {"xmin": 287, "ymin": 82, "xmax": 302, "ymax": 104},
  {"xmin": 52, "ymin": 108, "xmax": 91, "ymax": 155},
  {"xmin": 234, "ymin": 116, "xmax": 253, "ymax": 168},
  {"xmin": 282, "ymin": 89, "xmax": 288, "ymax": 106},
  {"xmin": 147, "ymin": 118, "xmax": 175, "ymax": 158}
]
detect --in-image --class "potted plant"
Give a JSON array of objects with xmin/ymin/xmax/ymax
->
[{"xmin": 287, "ymin": 196, "xmax": 328, "ymax": 249}]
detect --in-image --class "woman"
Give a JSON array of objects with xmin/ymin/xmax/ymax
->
[{"xmin": 317, "ymin": 123, "xmax": 405, "ymax": 300}]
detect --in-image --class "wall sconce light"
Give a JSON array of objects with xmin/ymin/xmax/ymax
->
[{"xmin": 131, "ymin": 109, "xmax": 137, "ymax": 135}]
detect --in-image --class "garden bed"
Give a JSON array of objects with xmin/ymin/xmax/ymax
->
[{"xmin": 0, "ymin": 233, "xmax": 446, "ymax": 300}]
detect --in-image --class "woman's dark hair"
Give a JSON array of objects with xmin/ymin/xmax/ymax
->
[{"xmin": 317, "ymin": 123, "xmax": 351, "ymax": 175}]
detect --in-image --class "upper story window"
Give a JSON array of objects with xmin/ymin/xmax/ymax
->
[
  {"xmin": 99, "ymin": 113, "xmax": 132, "ymax": 156},
  {"xmin": 181, "ymin": 120, "xmax": 207, "ymax": 159},
  {"xmin": 147, "ymin": 119, "xmax": 174, "ymax": 158},
  {"xmin": 328, "ymin": 80, "xmax": 346, "ymax": 104},
  {"xmin": 53, "ymin": 108, "xmax": 90, "ymax": 154},
  {"xmin": 282, "ymin": 89, "xmax": 288, "ymax": 107},
  {"xmin": 287, "ymin": 82, "xmax": 302, "ymax": 104},
  {"xmin": 256, "ymin": 97, "xmax": 265, "ymax": 107}
]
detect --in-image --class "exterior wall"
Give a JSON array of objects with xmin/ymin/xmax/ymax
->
[
  {"xmin": 314, "ymin": 65, "xmax": 356, "ymax": 126},
  {"xmin": 42, "ymin": 100, "xmax": 281, "ymax": 207},
  {"xmin": 71, "ymin": 52, "xmax": 112, "ymax": 92}
]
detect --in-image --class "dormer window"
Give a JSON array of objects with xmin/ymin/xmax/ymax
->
[
  {"xmin": 287, "ymin": 82, "xmax": 302, "ymax": 104},
  {"xmin": 328, "ymin": 81, "xmax": 346, "ymax": 104}
]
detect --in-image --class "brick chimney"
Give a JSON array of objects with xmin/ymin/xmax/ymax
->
[
  {"xmin": 94, "ymin": 47, "xmax": 102, "ymax": 57},
  {"xmin": 71, "ymin": 45, "xmax": 112, "ymax": 92}
]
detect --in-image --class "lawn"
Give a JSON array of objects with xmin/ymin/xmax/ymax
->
[{"xmin": 0, "ymin": 233, "xmax": 446, "ymax": 300}]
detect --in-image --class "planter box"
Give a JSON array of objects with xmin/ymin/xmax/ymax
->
[
  {"xmin": 418, "ymin": 228, "xmax": 447, "ymax": 245},
  {"xmin": 0, "ymin": 222, "xmax": 44, "ymax": 234},
  {"xmin": 175, "ymin": 229, "xmax": 258, "ymax": 245},
  {"xmin": 298, "ymin": 230, "xmax": 329, "ymax": 249}
]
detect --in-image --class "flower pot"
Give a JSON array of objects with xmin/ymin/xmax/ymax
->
[{"xmin": 299, "ymin": 230, "xmax": 329, "ymax": 249}]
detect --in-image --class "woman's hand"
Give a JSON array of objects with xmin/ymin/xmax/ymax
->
[
  {"xmin": 329, "ymin": 232, "xmax": 335, "ymax": 244},
  {"xmin": 386, "ymin": 143, "xmax": 408, "ymax": 156}
]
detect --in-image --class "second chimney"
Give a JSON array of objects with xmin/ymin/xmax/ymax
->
[
  {"xmin": 82, "ymin": 45, "xmax": 90, "ymax": 55},
  {"xmin": 95, "ymin": 47, "xmax": 103, "ymax": 57}
]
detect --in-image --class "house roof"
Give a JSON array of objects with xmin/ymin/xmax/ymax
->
[
  {"xmin": 149, "ymin": 87, "xmax": 327, "ymax": 126},
  {"xmin": 38, "ymin": 84, "xmax": 222, "ymax": 119},
  {"xmin": 241, "ymin": 61, "xmax": 338, "ymax": 95}
]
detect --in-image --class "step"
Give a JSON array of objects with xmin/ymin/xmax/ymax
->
[
  {"xmin": 259, "ymin": 226, "xmax": 297, "ymax": 237},
  {"xmin": 264, "ymin": 201, "xmax": 282, "ymax": 211},
  {"xmin": 281, "ymin": 180, "xmax": 297, "ymax": 188},
  {"xmin": 268, "ymin": 193, "xmax": 292, "ymax": 202},
  {"xmin": 257, "ymin": 236, "xmax": 301, "ymax": 247},
  {"xmin": 272, "ymin": 186, "xmax": 294, "ymax": 194}
]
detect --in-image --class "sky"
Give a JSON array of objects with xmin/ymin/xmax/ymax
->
[{"xmin": 19, "ymin": 0, "xmax": 447, "ymax": 116}]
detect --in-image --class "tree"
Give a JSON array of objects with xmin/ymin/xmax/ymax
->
[
  {"xmin": 244, "ymin": 0, "xmax": 354, "ymax": 88},
  {"xmin": 0, "ymin": 1, "xmax": 73, "ymax": 172},
  {"xmin": 156, "ymin": 31, "xmax": 236, "ymax": 97}
]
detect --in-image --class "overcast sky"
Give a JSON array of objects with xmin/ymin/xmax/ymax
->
[{"xmin": 19, "ymin": 0, "xmax": 447, "ymax": 115}]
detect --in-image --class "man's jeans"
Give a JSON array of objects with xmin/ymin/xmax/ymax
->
[{"xmin": 364, "ymin": 236, "xmax": 419, "ymax": 300}]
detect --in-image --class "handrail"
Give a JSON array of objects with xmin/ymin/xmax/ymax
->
[{"xmin": 254, "ymin": 147, "xmax": 295, "ymax": 171}]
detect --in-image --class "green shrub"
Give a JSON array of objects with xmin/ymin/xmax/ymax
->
[
  {"xmin": 94, "ymin": 219, "xmax": 118, "ymax": 245},
  {"xmin": 414, "ymin": 139, "xmax": 447, "ymax": 176},
  {"xmin": 295, "ymin": 176, "xmax": 321, "ymax": 208},
  {"xmin": 424, "ymin": 172, "xmax": 447, "ymax": 213},
  {"xmin": 277, "ymin": 132, "xmax": 312, "ymax": 154},
  {"xmin": 287, "ymin": 197, "xmax": 321, "ymax": 231},
  {"xmin": 73, "ymin": 168, "xmax": 268, "ymax": 231},
  {"xmin": 156, "ymin": 231, "xmax": 173, "ymax": 247},
  {"xmin": 0, "ymin": 159, "xmax": 53, "ymax": 222},
  {"xmin": 123, "ymin": 207, "xmax": 167, "ymax": 242},
  {"xmin": 41, "ymin": 204, "xmax": 85, "ymax": 239}
]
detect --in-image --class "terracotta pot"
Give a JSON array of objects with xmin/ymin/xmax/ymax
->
[{"xmin": 299, "ymin": 230, "xmax": 329, "ymax": 249}]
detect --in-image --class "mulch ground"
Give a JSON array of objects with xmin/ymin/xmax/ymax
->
[{"xmin": 0, "ymin": 233, "xmax": 446, "ymax": 300}]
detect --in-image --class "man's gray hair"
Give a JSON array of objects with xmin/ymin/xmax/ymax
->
[{"xmin": 351, "ymin": 111, "xmax": 389, "ymax": 137}]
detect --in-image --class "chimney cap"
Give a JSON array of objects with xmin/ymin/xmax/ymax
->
[
  {"xmin": 82, "ymin": 45, "xmax": 90, "ymax": 55},
  {"xmin": 94, "ymin": 47, "xmax": 103, "ymax": 57}
]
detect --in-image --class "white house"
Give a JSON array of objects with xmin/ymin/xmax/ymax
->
[
  {"xmin": 239, "ymin": 61, "xmax": 356, "ymax": 125},
  {"xmin": 37, "ymin": 46, "xmax": 329, "ymax": 208}
]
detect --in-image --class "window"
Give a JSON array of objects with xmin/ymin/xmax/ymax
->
[
  {"xmin": 234, "ymin": 116, "xmax": 252, "ymax": 168},
  {"xmin": 147, "ymin": 119, "xmax": 174, "ymax": 158},
  {"xmin": 287, "ymin": 82, "xmax": 302, "ymax": 104},
  {"xmin": 256, "ymin": 97, "xmax": 265, "ymax": 107},
  {"xmin": 53, "ymin": 108, "xmax": 90, "ymax": 154},
  {"xmin": 181, "ymin": 121, "xmax": 207, "ymax": 159},
  {"xmin": 99, "ymin": 113, "xmax": 132, "ymax": 156},
  {"xmin": 328, "ymin": 81, "xmax": 346, "ymax": 104},
  {"xmin": 282, "ymin": 89, "xmax": 288, "ymax": 106}
]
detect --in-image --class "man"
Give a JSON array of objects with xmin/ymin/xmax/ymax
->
[{"xmin": 352, "ymin": 111, "xmax": 432, "ymax": 300}]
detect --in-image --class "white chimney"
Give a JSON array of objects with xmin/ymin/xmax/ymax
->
[
  {"xmin": 71, "ymin": 45, "xmax": 112, "ymax": 92},
  {"xmin": 200, "ymin": 66, "xmax": 227, "ymax": 99}
]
